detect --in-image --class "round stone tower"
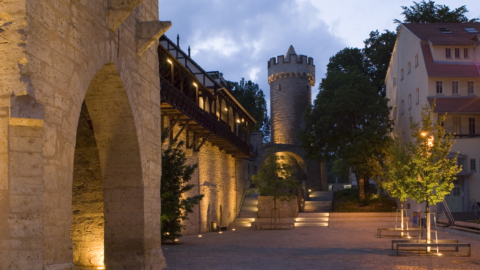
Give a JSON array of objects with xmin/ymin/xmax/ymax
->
[{"xmin": 268, "ymin": 46, "xmax": 315, "ymax": 145}]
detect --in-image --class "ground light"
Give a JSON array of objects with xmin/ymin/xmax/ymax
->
[
  {"xmin": 219, "ymin": 231, "xmax": 223, "ymax": 234},
  {"xmin": 232, "ymin": 228, "xmax": 236, "ymax": 231},
  {"xmin": 198, "ymin": 235, "xmax": 203, "ymax": 238}
]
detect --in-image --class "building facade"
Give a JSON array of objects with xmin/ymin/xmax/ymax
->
[{"xmin": 386, "ymin": 23, "xmax": 480, "ymax": 215}]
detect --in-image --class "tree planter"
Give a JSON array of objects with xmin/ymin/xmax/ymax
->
[{"xmin": 257, "ymin": 196, "xmax": 298, "ymax": 218}]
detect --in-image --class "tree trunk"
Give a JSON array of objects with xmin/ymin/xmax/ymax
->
[
  {"xmin": 359, "ymin": 178, "xmax": 365, "ymax": 200},
  {"xmin": 426, "ymin": 199, "xmax": 431, "ymax": 252},
  {"xmin": 364, "ymin": 178, "xmax": 370, "ymax": 198}
]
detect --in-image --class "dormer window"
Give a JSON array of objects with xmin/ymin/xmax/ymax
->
[
  {"xmin": 465, "ymin": 28, "xmax": 479, "ymax": 33},
  {"xmin": 446, "ymin": 48, "xmax": 451, "ymax": 58},
  {"xmin": 438, "ymin": 27, "xmax": 451, "ymax": 34}
]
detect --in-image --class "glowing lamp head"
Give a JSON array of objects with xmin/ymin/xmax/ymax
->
[
  {"xmin": 198, "ymin": 234, "xmax": 203, "ymax": 238},
  {"xmin": 174, "ymin": 239, "xmax": 179, "ymax": 242},
  {"xmin": 232, "ymin": 228, "xmax": 236, "ymax": 231},
  {"xmin": 224, "ymin": 107, "xmax": 228, "ymax": 111},
  {"xmin": 236, "ymin": 119, "xmax": 240, "ymax": 123},
  {"xmin": 421, "ymin": 132, "xmax": 428, "ymax": 137},
  {"xmin": 193, "ymin": 82, "xmax": 197, "ymax": 87},
  {"xmin": 167, "ymin": 59, "xmax": 172, "ymax": 64}
]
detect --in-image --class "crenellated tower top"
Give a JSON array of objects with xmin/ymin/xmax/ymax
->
[{"xmin": 267, "ymin": 45, "xmax": 315, "ymax": 86}]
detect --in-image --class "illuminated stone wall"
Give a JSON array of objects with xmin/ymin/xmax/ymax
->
[
  {"xmin": 164, "ymin": 124, "xmax": 251, "ymax": 235},
  {"xmin": 0, "ymin": 0, "xmax": 168, "ymax": 269}
]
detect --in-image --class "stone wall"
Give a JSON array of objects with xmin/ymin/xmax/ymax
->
[
  {"xmin": 163, "ymin": 120, "xmax": 251, "ymax": 236},
  {"xmin": 257, "ymin": 196, "xmax": 298, "ymax": 218},
  {"xmin": 0, "ymin": 0, "xmax": 168, "ymax": 269}
]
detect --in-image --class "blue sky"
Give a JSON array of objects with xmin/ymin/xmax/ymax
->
[{"xmin": 158, "ymin": 0, "xmax": 480, "ymax": 112}]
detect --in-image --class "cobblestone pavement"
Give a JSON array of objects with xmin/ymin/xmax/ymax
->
[{"xmin": 162, "ymin": 227, "xmax": 480, "ymax": 269}]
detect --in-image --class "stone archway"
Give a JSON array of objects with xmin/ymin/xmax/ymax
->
[{"xmin": 71, "ymin": 62, "xmax": 145, "ymax": 269}]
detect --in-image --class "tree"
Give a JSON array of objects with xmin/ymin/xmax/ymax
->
[
  {"xmin": 252, "ymin": 148, "xmax": 301, "ymax": 220},
  {"xmin": 394, "ymin": 0, "xmax": 479, "ymax": 24},
  {"xmin": 363, "ymin": 30, "xmax": 397, "ymax": 96},
  {"xmin": 383, "ymin": 102, "xmax": 460, "ymax": 245},
  {"xmin": 300, "ymin": 48, "xmax": 393, "ymax": 200},
  {"xmin": 227, "ymin": 78, "xmax": 270, "ymax": 139},
  {"xmin": 161, "ymin": 140, "xmax": 204, "ymax": 242}
]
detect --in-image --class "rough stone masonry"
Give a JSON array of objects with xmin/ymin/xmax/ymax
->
[{"xmin": 0, "ymin": 0, "xmax": 171, "ymax": 269}]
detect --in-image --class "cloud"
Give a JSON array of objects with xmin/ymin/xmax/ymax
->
[{"xmin": 159, "ymin": 0, "xmax": 346, "ymax": 112}]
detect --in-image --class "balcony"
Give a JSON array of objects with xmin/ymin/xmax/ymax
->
[{"xmin": 158, "ymin": 36, "xmax": 255, "ymax": 158}]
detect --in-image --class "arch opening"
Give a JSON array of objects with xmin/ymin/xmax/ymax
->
[{"xmin": 71, "ymin": 62, "xmax": 144, "ymax": 269}]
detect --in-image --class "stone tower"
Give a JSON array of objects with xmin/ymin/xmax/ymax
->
[{"xmin": 268, "ymin": 46, "xmax": 315, "ymax": 144}]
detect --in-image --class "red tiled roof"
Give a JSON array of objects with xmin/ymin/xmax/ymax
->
[
  {"xmin": 404, "ymin": 23, "xmax": 480, "ymax": 45},
  {"xmin": 427, "ymin": 97, "xmax": 480, "ymax": 113},
  {"xmin": 421, "ymin": 43, "xmax": 480, "ymax": 77}
]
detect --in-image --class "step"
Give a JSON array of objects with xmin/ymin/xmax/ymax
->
[
  {"xmin": 294, "ymin": 222, "xmax": 329, "ymax": 227},
  {"xmin": 329, "ymin": 212, "xmax": 398, "ymax": 218},
  {"xmin": 329, "ymin": 217, "xmax": 410, "ymax": 222},
  {"xmin": 304, "ymin": 201, "xmax": 332, "ymax": 212},
  {"xmin": 295, "ymin": 217, "xmax": 329, "ymax": 222},
  {"xmin": 309, "ymin": 191, "xmax": 334, "ymax": 201},
  {"xmin": 298, "ymin": 212, "xmax": 330, "ymax": 217},
  {"xmin": 329, "ymin": 221, "xmax": 410, "ymax": 228}
]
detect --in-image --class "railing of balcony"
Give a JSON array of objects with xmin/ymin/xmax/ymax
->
[{"xmin": 158, "ymin": 45, "xmax": 253, "ymax": 157}]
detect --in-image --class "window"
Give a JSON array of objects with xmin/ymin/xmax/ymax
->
[
  {"xmin": 452, "ymin": 81, "xmax": 459, "ymax": 94},
  {"xmin": 471, "ymin": 159, "xmax": 477, "ymax": 172},
  {"xmin": 438, "ymin": 27, "xmax": 452, "ymax": 34},
  {"xmin": 416, "ymin": 88, "xmax": 419, "ymax": 104},
  {"xmin": 469, "ymin": 117, "xmax": 476, "ymax": 135},
  {"xmin": 393, "ymin": 106, "xmax": 397, "ymax": 119},
  {"xmin": 401, "ymin": 100, "xmax": 404, "ymax": 115},
  {"xmin": 455, "ymin": 48, "xmax": 460, "ymax": 58},
  {"xmin": 401, "ymin": 69, "xmax": 404, "ymax": 80},
  {"xmin": 279, "ymin": 84, "xmax": 281, "ymax": 91},
  {"xmin": 407, "ymin": 62, "xmax": 411, "ymax": 74},
  {"xmin": 415, "ymin": 54, "xmax": 419, "ymax": 67},
  {"xmin": 393, "ymin": 76, "xmax": 396, "ymax": 86},
  {"xmin": 436, "ymin": 81, "xmax": 443, "ymax": 94},
  {"xmin": 465, "ymin": 28, "xmax": 479, "ymax": 33},
  {"xmin": 464, "ymin": 48, "xmax": 469, "ymax": 58},
  {"xmin": 408, "ymin": 94, "xmax": 411, "ymax": 110},
  {"xmin": 446, "ymin": 48, "xmax": 451, "ymax": 58},
  {"xmin": 468, "ymin": 81, "xmax": 475, "ymax": 94},
  {"xmin": 453, "ymin": 116, "xmax": 461, "ymax": 134}
]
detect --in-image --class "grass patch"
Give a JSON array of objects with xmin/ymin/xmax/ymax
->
[{"xmin": 332, "ymin": 188, "xmax": 397, "ymax": 212}]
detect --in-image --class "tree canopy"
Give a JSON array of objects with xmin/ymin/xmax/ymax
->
[
  {"xmin": 227, "ymin": 78, "xmax": 270, "ymax": 140},
  {"xmin": 395, "ymin": 0, "xmax": 479, "ymax": 24},
  {"xmin": 300, "ymin": 48, "xmax": 393, "ymax": 199}
]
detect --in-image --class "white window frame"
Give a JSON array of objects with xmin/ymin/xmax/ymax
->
[
  {"xmin": 452, "ymin": 81, "xmax": 459, "ymax": 95},
  {"xmin": 468, "ymin": 81, "xmax": 475, "ymax": 95},
  {"xmin": 436, "ymin": 81, "xmax": 443, "ymax": 94}
]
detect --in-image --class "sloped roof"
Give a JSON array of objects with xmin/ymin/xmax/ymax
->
[
  {"xmin": 421, "ymin": 43, "xmax": 480, "ymax": 77},
  {"xmin": 427, "ymin": 96, "xmax": 480, "ymax": 113},
  {"xmin": 404, "ymin": 23, "xmax": 480, "ymax": 45}
]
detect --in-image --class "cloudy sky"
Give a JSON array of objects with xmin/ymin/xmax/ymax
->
[{"xmin": 158, "ymin": 0, "xmax": 480, "ymax": 112}]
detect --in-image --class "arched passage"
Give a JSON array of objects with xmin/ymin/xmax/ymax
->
[{"xmin": 71, "ymin": 62, "xmax": 144, "ymax": 269}]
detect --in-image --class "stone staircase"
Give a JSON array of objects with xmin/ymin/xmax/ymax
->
[
  {"xmin": 294, "ymin": 212, "xmax": 329, "ymax": 227},
  {"xmin": 231, "ymin": 190, "xmax": 259, "ymax": 229},
  {"xmin": 304, "ymin": 191, "xmax": 333, "ymax": 212}
]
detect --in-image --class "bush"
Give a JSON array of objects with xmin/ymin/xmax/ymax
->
[{"xmin": 332, "ymin": 188, "xmax": 397, "ymax": 212}]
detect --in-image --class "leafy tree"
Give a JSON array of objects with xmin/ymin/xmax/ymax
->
[
  {"xmin": 161, "ymin": 140, "xmax": 204, "ymax": 242},
  {"xmin": 394, "ymin": 0, "xmax": 479, "ymax": 24},
  {"xmin": 300, "ymin": 48, "xmax": 393, "ymax": 200},
  {"xmin": 252, "ymin": 148, "xmax": 301, "ymax": 218},
  {"xmin": 363, "ymin": 30, "xmax": 397, "ymax": 96},
  {"xmin": 382, "ymin": 102, "xmax": 460, "ymax": 243},
  {"xmin": 227, "ymin": 78, "xmax": 270, "ymax": 139}
]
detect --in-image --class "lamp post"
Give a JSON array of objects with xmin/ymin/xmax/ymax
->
[{"xmin": 420, "ymin": 131, "xmax": 434, "ymax": 251}]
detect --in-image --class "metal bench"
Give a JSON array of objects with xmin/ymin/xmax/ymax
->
[
  {"xmin": 396, "ymin": 243, "xmax": 471, "ymax": 257},
  {"xmin": 392, "ymin": 239, "xmax": 458, "ymax": 250},
  {"xmin": 377, "ymin": 227, "xmax": 424, "ymax": 238},
  {"xmin": 253, "ymin": 222, "xmax": 294, "ymax": 230}
]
